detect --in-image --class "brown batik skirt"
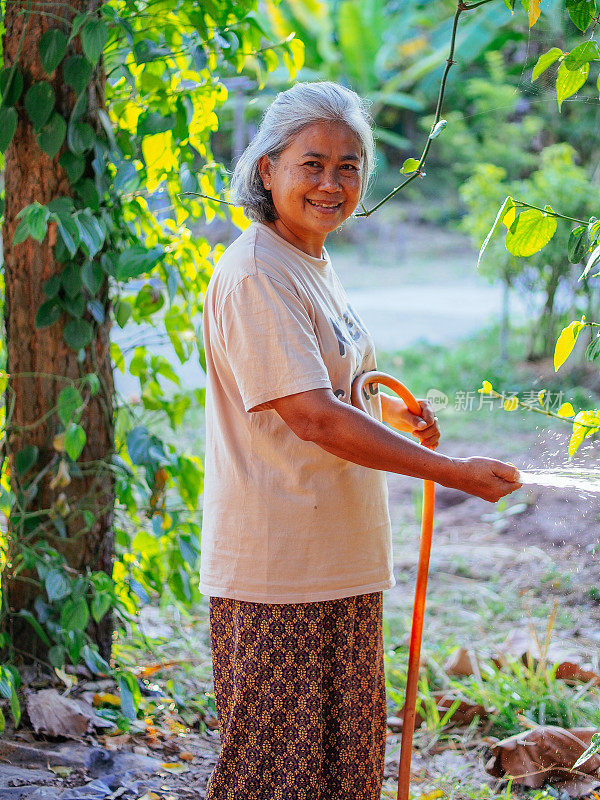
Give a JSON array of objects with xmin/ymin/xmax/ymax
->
[{"xmin": 206, "ymin": 591, "xmax": 387, "ymax": 800}]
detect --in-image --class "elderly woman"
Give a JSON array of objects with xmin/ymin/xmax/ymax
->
[{"xmin": 200, "ymin": 81, "xmax": 521, "ymax": 799}]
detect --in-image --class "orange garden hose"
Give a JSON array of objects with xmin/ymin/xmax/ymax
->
[{"xmin": 351, "ymin": 370, "xmax": 436, "ymax": 800}]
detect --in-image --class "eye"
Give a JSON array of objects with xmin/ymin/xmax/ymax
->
[
  {"xmin": 303, "ymin": 161, "xmax": 320, "ymax": 168},
  {"xmin": 341, "ymin": 163, "xmax": 359, "ymax": 171}
]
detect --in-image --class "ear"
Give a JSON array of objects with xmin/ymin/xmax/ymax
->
[{"xmin": 258, "ymin": 155, "xmax": 273, "ymax": 189}]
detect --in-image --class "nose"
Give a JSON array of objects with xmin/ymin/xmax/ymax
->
[{"xmin": 318, "ymin": 168, "xmax": 343, "ymax": 192}]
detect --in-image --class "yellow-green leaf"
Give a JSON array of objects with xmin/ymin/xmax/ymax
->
[
  {"xmin": 569, "ymin": 410, "xmax": 600, "ymax": 457},
  {"xmin": 554, "ymin": 319, "xmax": 585, "ymax": 371},
  {"xmin": 532, "ymin": 47, "xmax": 563, "ymax": 80},
  {"xmin": 479, "ymin": 380, "xmax": 493, "ymax": 394},
  {"xmin": 556, "ymin": 61, "xmax": 589, "ymax": 110},
  {"xmin": 557, "ymin": 402, "xmax": 575, "ymax": 418},
  {"xmin": 505, "ymin": 209, "xmax": 557, "ymax": 257},
  {"xmin": 504, "ymin": 396, "xmax": 519, "ymax": 411}
]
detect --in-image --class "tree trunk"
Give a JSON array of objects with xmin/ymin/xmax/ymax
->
[{"xmin": 2, "ymin": 0, "xmax": 115, "ymax": 662}]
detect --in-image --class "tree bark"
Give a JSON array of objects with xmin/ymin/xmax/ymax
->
[{"xmin": 2, "ymin": 0, "xmax": 115, "ymax": 662}]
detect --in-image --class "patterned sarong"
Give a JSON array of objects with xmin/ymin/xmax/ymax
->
[{"xmin": 206, "ymin": 592, "xmax": 387, "ymax": 800}]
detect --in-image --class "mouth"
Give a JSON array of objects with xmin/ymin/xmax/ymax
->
[{"xmin": 306, "ymin": 199, "xmax": 343, "ymax": 213}]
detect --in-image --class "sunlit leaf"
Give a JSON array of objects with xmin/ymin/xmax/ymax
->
[
  {"xmin": 556, "ymin": 61, "xmax": 589, "ymax": 109},
  {"xmin": 554, "ymin": 319, "xmax": 585, "ymax": 371},
  {"xmin": 532, "ymin": 47, "xmax": 563, "ymax": 80},
  {"xmin": 528, "ymin": 0, "xmax": 541, "ymax": 26},
  {"xmin": 505, "ymin": 209, "xmax": 557, "ymax": 257}
]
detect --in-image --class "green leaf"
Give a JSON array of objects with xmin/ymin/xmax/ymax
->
[
  {"xmin": 63, "ymin": 55, "xmax": 92, "ymax": 95},
  {"xmin": 117, "ymin": 673, "xmax": 140, "ymax": 720},
  {"xmin": 55, "ymin": 214, "xmax": 80, "ymax": 256},
  {"xmin": 59, "ymin": 151, "xmax": 85, "ymax": 184},
  {"xmin": 63, "ymin": 318, "xmax": 93, "ymax": 351},
  {"xmin": 39, "ymin": 29, "xmax": 68, "ymax": 75},
  {"xmin": 81, "ymin": 18, "xmax": 108, "ymax": 66},
  {"xmin": 57, "ymin": 385, "xmax": 83, "ymax": 425},
  {"xmin": 580, "ymin": 243, "xmax": 600, "ymax": 280},
  {"xmin": 37, "ymin": 112, "xmax": 67, "ymax": 158},
  {"xmin": 0, "ymin": 668, "xmax": 21, "ymax": 728},
  {"xmin": 0, "ymin": 66, "xmax": 23, "ymax": 106},
  {"xmin": 532, "ymin": 47, "xmax": 563, "ymax": 80},
  {"xmin": 75, "ymin": 178, "xmax": 100, "ymax": 211},
  {"xmin": 568, "ymin": 225, "xmax": 588, "ymax": 263},
  {"xmin": 504, "ymin": 0, "xmax": 516, "ymax": 10},
  {"xmin": 28, "ymin": 203, "xmax": 51, "ymax": 242},
  {"xmin": 506, "ymin": 209, "xmax": 557, "ymax": 256},
  {"xmin": 70, "ymin": 89, "xmax": 88, "ymax": 124},
  {"xmin": 12, "ymin": 218, "xmax": 31, "ymax": 246},
  {"xmin": 91, "ymin": 591, "xmax": 112, "ymax": 623},
  {"xmin": 35, "ymin": 299, "xmax": 61, "ymax": 328},
  {"xmin": 400, "ymin": 157, "xmax": 420, "ymax": 175},
  {"xmin": 557, "ymin": 61, "xmax": 589, "ymax": 109},
  {"xmin": 45, "ymin": 569, "xmax": 71, "ymax": 602},
  {"xmin": 114, "ymin": 299, "xmax": 132, "ymax": 328},
  {"xmin": 67, "ymin": 121, "xmax": 95, "ymax": 155},
  {"xmin": 0, "ymin": 106, "xmax": 17, "ymax": 153},
  {"xmin": 48, "ymin": 645, "xmax": 66, "ymax": 669},
  {"xmin": 564, "ymin": 40, "xmax": 600, "ymax": 69},
  {"xmin": 60, "ymin": 596, "xmax": 89, "ymax": 631},
  {"xmin": 69, "ymin": 12, "xmax": 91, "ymax": 43},
  {"xmin": 24, "ymin": 82, "xmax": 55, "ymax": 129},
  {"xmin": 566, "ymin": 0, "xmax": 596, "ymax": 30},
  {"xmin": 176, "ymin": 455, "xmax": 203, "ymax": 507},
  {"xmin": 82, "ymin": 644, "xmax": 110, "ymax": 675},
  {"xmin": 17, "ymin": 609, "xmax": 51, "ymax": 646},
  {"xmin": 61, "ymin": 262, "xmax": 83, "ymax": 298},
  {"xmin": 43, "ymin": 274, "xmax": 61, "ymax": 299},
  {"xmin": 137, "ymin": 112, "xmax": 176, "ymax": 136},
  {"xmin": 64, "ymin": 422, "xmax": 86, "ymax": 460},
  {"xmin": 82, "ymin": 260, "xmax": 104, "ymax": 294},
  {"xmin": 116, "ymin": 245, "xmax": 165, "ymax": 281},
  {"xmin": 15, "ymin": 444, "xmax": 39, "ymax": 476},
  {"xmin": 58, "ymin": 293, "xmax": 84, "ymax": 318},
  {"xmin": 75, "ymin": 212, "xmax": 104, "ymax": 257},
  {"xmin": 585, "ymin": 334, "xmax": 600, "ymax": 362}
]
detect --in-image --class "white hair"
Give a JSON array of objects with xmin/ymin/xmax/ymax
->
[{"xmin": 229, "ymin": 81, "xmax": 375, "ymax": 223}]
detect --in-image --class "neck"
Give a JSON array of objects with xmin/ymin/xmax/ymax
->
[{"xmin": 267, "ymin": 219, "xmax": 325, "ymax": 259}]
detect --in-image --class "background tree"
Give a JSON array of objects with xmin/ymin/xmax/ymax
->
[{"xmin": 0, "ymin": 0, "xmax": 302, "ymax": 712}]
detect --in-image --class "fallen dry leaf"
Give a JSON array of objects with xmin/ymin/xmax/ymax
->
[
  {"xmin": 160, "ymin": 762, "xmax": 188, "ymax": 774},
  {"xmin": 179, "ymin": 751, "xmax": 194, "ymax": 761},
  {"xmin": 444, "ymin": 647, "xmax": 479, "ymax": 677},
  {"xmin": 26, "ymin": 689, "xmax": 111, "ymax": 738},
  {"xmin": 485, "ymin": 726, "xmax": 600, "ymax": 797},
  {"xmin": 48, "ymin": 765, "xmax": 73, "ymax": 778},
  {"xmin": 494, "ymin": 629, "xmax": 600, "ymax": 685}
]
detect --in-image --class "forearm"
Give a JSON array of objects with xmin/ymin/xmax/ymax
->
[{"xmin": 307, "ymin": 399, "xmax": 457, "ymax": 486}]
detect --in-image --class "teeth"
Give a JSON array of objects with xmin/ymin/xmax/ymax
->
[{"xmin": 308, "ymin": 200, "xmax": 340, "ymax": 208}]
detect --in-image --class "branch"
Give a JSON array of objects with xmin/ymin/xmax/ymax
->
[{"xmin": 356, "ymin": 0, "xmax": 467, "ymax": 217}]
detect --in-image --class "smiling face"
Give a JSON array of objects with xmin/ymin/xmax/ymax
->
[{"xmin": 258, "ymin": 120, "xmax": 363, "ymax": 258}]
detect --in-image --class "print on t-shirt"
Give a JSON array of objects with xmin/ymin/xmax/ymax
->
[{"xmin": 330, "ymin": 303, "xmax": 379, "ymax": 406}]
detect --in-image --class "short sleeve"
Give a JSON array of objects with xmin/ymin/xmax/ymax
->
[{"xmin": 220, "ymin": 273, "xmax": 332, "ymax": 412}]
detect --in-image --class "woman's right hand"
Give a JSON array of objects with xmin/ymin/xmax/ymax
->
[{"xmin": 445, "ymin": 457, "xmax": 522, "ymax": 502}]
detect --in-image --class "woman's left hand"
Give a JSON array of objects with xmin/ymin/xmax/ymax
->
[{"xmin": 381, "ymin": 395, "xmax": 441, "ymax": 450}]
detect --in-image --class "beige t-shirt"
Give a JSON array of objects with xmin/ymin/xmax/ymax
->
[{"xmin": 199, "ymin": 221, "xmax": 394, "ymax": 603}]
